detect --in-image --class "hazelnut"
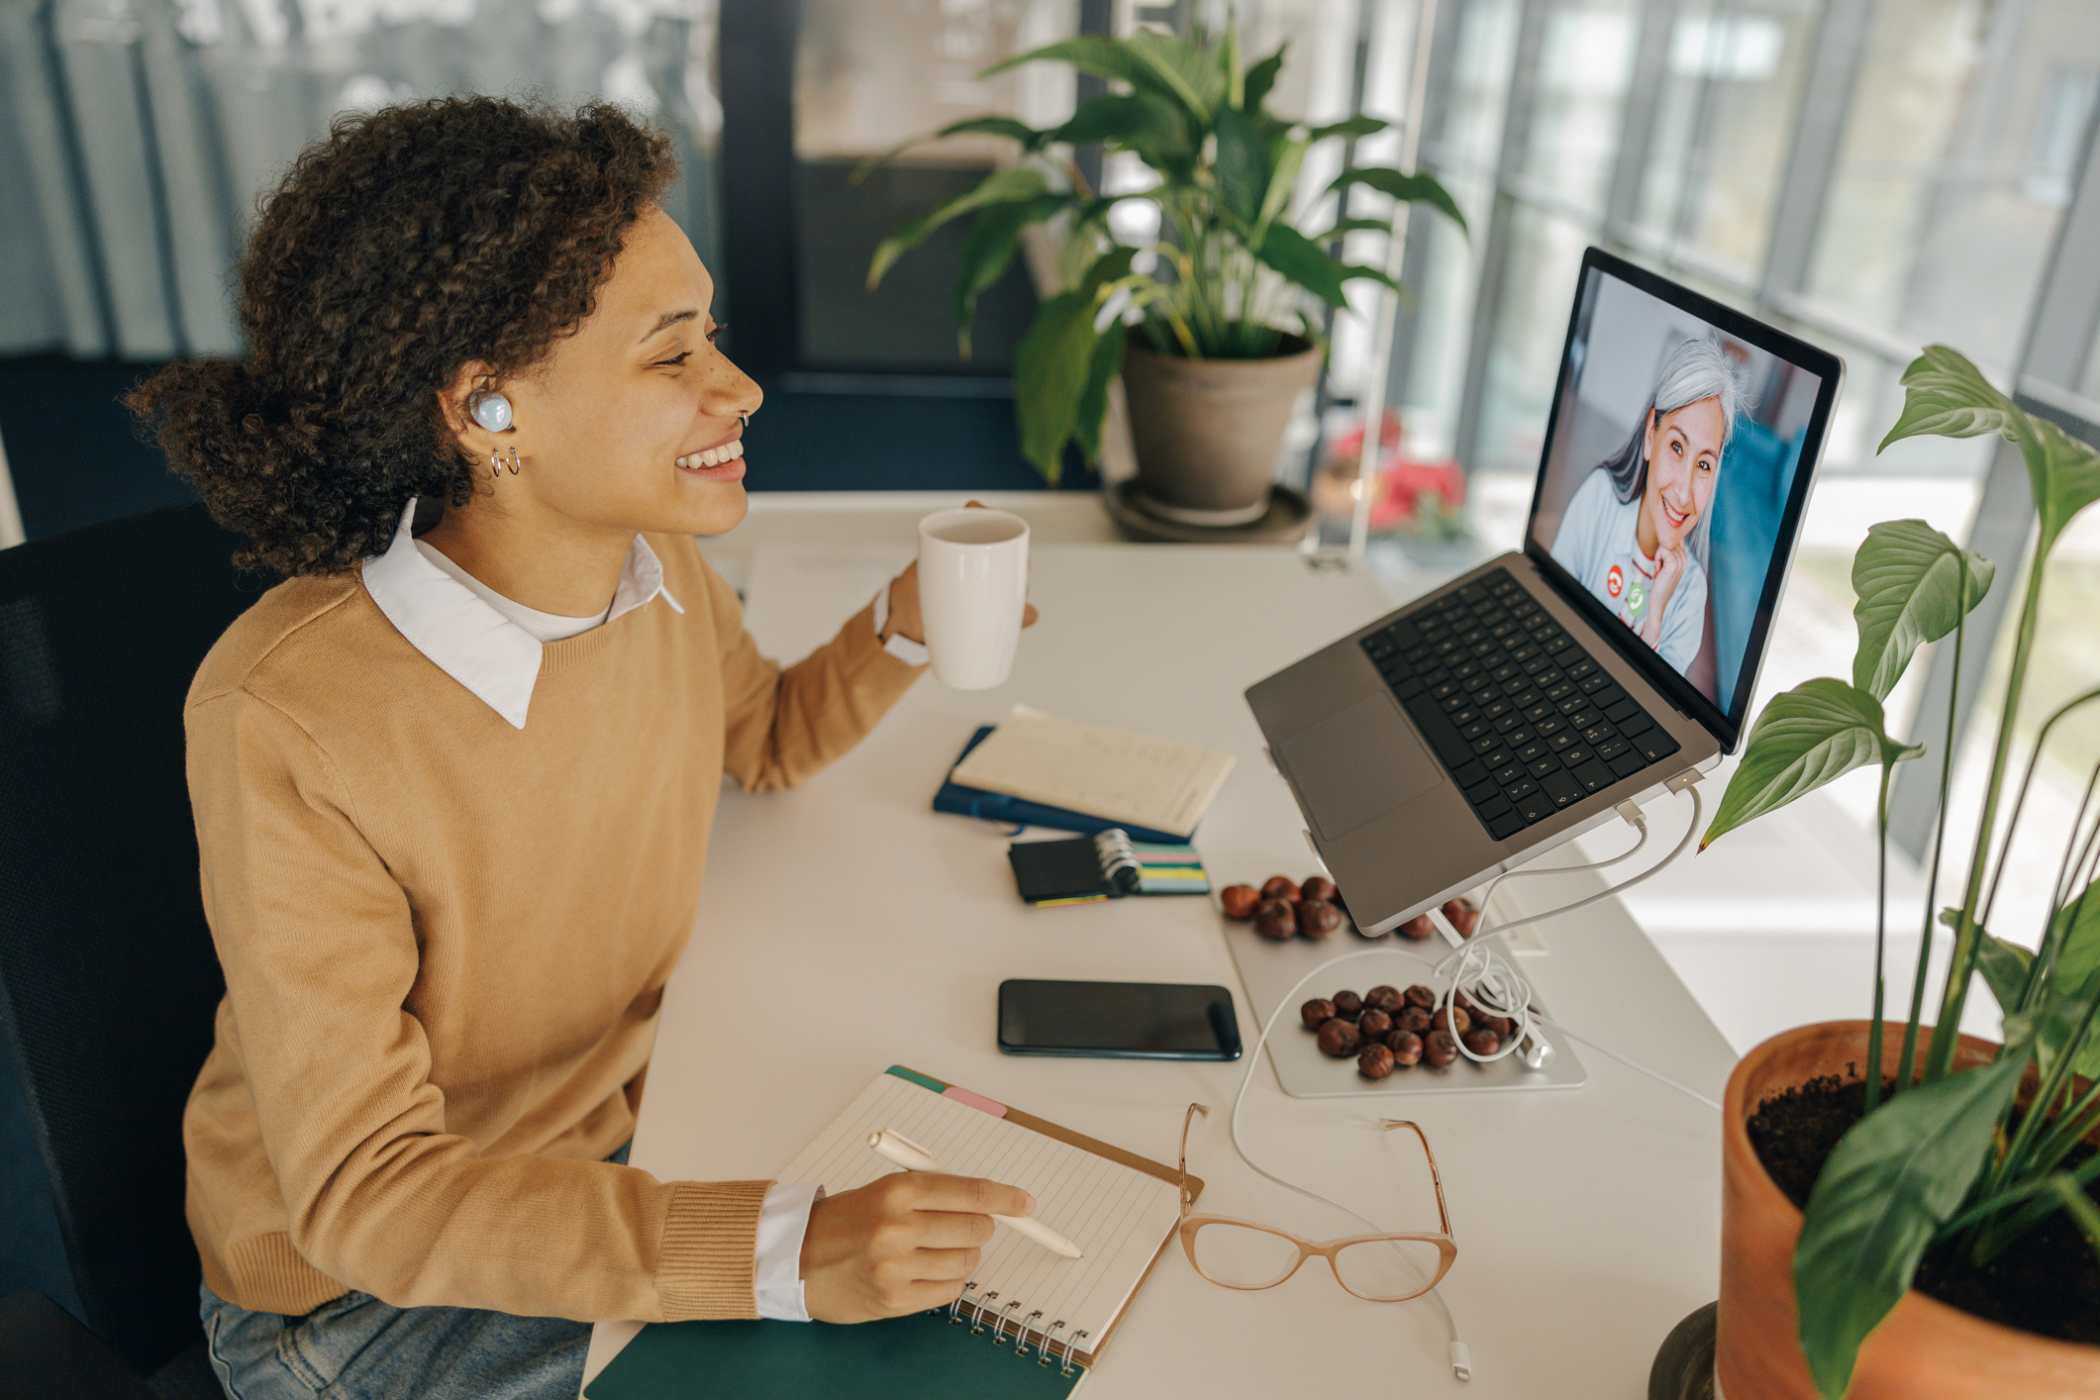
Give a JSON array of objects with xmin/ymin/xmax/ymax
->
[
  {"xmin": 1316, "ymin": 1018, "xmax": 1361, "ymax": 1058},
  {"xmin": 1463, "ymin": 1027, "xmax": 1502, "ymax": 1058},
  {"xmin": 1331, "ymin": 990, "xmax": 1364, "ymax": 1019},
  {"xmin": 1300, "ymin": 997, "xmax": 1337, "ymax": 1030},
  {"xmin": 1364, "ymin": 985, "xmax": 1404, "ymax": 1014},
  {"xmin": 1444, "ymin": 1006, "xmax": 1473, "ymax": 1036},
  {"xmin": 1399, "ymin": 1006, "xmax": 1432, "ymax": 1035},
  {"xmin": 1253, "ymin": 899, "xmax": 1297, "ymax": 941},
  {"xmin": 1357, "ymin": 1043, "xmax": 1396, "ymax": 1079},
  {"xmin": 1404, "ymin": 984, "xmax": 1436, "ymax": 1010},
  {"xmin": 1295, "ymin": 900, "xmax": 1343, "ymax": 939},
  {"xmin": 1485, "ymin": 1014, "xmax": 1518, "ymax": 1039},
  {"xmin": 1260, "ymin": 875, "xmax": 1301, "ymax": 903},
  {"xmin": 1301, "ymin": 875, "xmax": 1339, "ymax": 904},
  {"xmin": 1357, "ymin": 1008, "xmax": 1393, "ymax": 1041},
  {"xmin": 1398, "ymin": 914, "xmax": 1438, "ymax": 941},
  {"xmin": 1424, "ymin": 1029, "xmax": 1459, "ymax": 1068},
  {"xmin": 1442, "ymin": 897, "xmax": 1480, "ymax": 937},
  {"xmin": 1220, "ymin": 884, "xmax": 1261, "ymax": 920},
  {"xmin": 1452, "ymin": 987, "xmax": 1479, "ymax": 1016},
  {"xmin": 1386, "ymin": 1029, "xmax": 1423, "ymax": 1066}
]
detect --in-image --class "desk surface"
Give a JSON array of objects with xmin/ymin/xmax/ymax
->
[{"xmin": 582, "ymin": 535, "xmax": 1736, "ymax": 1398}]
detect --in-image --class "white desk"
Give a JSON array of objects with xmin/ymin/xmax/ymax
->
[{"xmin": 583, "ymin": 534, "xmax": 1737, "ymax": 1398}]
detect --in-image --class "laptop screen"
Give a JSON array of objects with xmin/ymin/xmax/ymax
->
[{"xmin": 1525, "ymin": 252, "xmax": 1837, "ymax": 748}]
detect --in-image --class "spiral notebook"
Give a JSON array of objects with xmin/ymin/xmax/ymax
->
[{"xmin": 583, "ymin": 1065, "xmax": 1201, "ymax": 1399}]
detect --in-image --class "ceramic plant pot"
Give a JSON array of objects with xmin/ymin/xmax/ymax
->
[
  {"xmin": 1718, "ymin": 1019, "xmax": 2100, "ymax": 1398},
  {"xmin": 1118, "ymin": 335, "xmax": 1322, "ymax": 526}
]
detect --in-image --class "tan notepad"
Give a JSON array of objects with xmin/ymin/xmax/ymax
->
[
  {"xmin": 773, "ymin": 1065, "xmax": 1203, "ymax": 1375},
  {"xmin": 946, "ymin": 705, "xmax": 1236, "ymax": 840}
]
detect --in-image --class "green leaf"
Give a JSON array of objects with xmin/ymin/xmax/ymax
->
[
  {"xmin": 1305, "ymin": 114, "xmax": 1387, "ymax": 143},
  {"xmin": 1849, "ymin": 519, "xmax": 1995, "ymax": 700},
  {"xmin": 1073, "ymin": 319, "xmax": 1128, "ymax": 464},
  {"xmin": 1077, "ymin": 243, "xmax": 1137, "ymax": 299},
  {"xmin": 1325, "ymin": 167, "xmax": 1468, "ymax": 237},
  {"xmin": 2027, "ymin": 412, "xmax": 2100, "ymax": 559},
  {"xmin": 1253, "ymin": 137, "xmax": 1307, "ymax": 245},
  {"xmin": 1339, "ymin": 263, "xmax": 1401, "ymax": 294},
  {"xmin": 1255, "ymin": 223, "xmax": 1351, "ymax": 308},
  {"xmin": 1311, "ymin": 216, "xmax": 1398, "ymax": 240},
  {"xmin": 1013, "ymin": 290, "xmax": 1101, "ymax": 483},
  {"xmin": 1794, "ymin": 1034, "xmax": 2032, "ymax": 1399},
  {"xmin": 1243, "ymin": 44, "xmax": 1286, "ymax": 110},
  {"xmin": 1221, "ymin": 16, "xmax": 1242, "ymax": 109},
  {"xmin": 1941, "ymin": 886, "xmax": 2100, "ymax": 1081},
  {"xmin": 953, "ymin": 194, "xmax": 1073, "ymax": 357},
  {"xmin": 1972, "ymin": 922, "xmax": 2033, "ymax": 1023},
  {"xmin": 1046, "ymin": 92, "xmax": 1193, "ymax": 169},
  {"xmin": 981, "ymin": 34, "xmax": 1217, "ymax": 126},
  {"xmin": 1700, "ymin": 679, "xmax": 1922, "ymax": 850},
  {"xmin": 850, "ymin": 115, "xmax": 1045, "ymax": 184},
  {"xmin": 866, "ymin": 165, "xmax": 1052, "ymax": 291},
  {"xmin": 1876, "ymin": 345, "xmax": 2019, "ymax": 452},
  {"xmin": 1876, "ymin": 345, "xmax": 2100, "ymax": 559},
  {"xmin": 1214, "ymin": 103, "xmax": 1272, "ymax": 224}
]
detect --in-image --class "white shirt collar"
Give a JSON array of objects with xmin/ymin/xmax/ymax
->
[{"xmin": 359, "ymin": 496, "xmax": 684, "ymax": 730}]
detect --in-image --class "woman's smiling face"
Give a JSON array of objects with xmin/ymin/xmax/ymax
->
[
  {"xmin": 1640, "ymin": 394, "xmax": 1725, "ymax": 552},
  {"xmin": 490, "ymin": 202, "xmax": 763, "ymax": 539}
]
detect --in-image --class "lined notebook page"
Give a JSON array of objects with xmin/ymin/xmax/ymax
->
[
  {"xmin": 948, "ymin": 705, "xmax": 1235, "ymax": 838},
  {"xmin": 777, "ymin": 1072, "xmax": 1183, "ymax": 1354}
]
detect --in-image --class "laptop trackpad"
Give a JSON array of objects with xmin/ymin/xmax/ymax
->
[{"xmin": 1278, "ymin": 694, "xmax": 1445, "ymax": 840}]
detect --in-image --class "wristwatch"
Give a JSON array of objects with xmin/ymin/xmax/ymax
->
[{"xmin": 871, "ymin": 579, "xmax": 930, "ymax": 667}]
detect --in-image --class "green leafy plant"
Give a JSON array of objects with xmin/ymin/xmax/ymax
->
[
  {"xmin": 1702, "ymin": 345, "xmax": 2100, "ymax": 1396},
  {"xmin": 857, "ymin": 20, "xmax": 1465, "ymax": 483}
]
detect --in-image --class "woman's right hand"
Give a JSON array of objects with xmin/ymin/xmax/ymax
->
[{"xmin": 799, "ymin": 1172, "xmax": 1036, "ymax": 1322}]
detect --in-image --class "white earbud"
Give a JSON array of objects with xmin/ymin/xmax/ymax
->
[{"xmin": 470, "ymin": 392, "xmax": 513, "ymax": 433}]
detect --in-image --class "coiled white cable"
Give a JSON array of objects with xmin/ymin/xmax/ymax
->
[{"xmin": 1217, "ymin": 775, "xmax": 1707, "ymax": 1383}]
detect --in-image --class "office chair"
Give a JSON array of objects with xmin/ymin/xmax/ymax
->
[{"xmin": 0, "ymin": 502, "xmax": 270, "ymax": 1398}]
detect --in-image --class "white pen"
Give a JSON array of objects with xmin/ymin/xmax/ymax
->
[{"xmin": 867, "ymin": 1127, "xmax": 1084, "ymax": 1259}]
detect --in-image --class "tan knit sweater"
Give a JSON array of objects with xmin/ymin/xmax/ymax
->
[{"xmin": 180, "ymin": 529, "xmax": 923, "ymax": 1322}]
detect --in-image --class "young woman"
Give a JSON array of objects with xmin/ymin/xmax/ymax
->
[
  {"xmin": 125, "ymin": 95, "xmax": 1038, "ymax": 1400},
  {"xmin": 1548, "ymin": 330, "xmax": 1747, "ymax": 679}
]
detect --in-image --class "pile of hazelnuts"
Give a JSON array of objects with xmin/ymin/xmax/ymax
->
[
  {"xmin": 1303, "ymin": 984, "xmax": 1521, "ymax": 1079},
  {"xmin": 1219, "ymin": 874, "xmax": 1347, "ymax": 939},
  {"xmin": 1220, "ymin": 873, "xmax": 1483, "ymax": 945}
]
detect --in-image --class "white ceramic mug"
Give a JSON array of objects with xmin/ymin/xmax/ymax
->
[{"xmin": 916, "ymin": 507, "xmax": 1029, "ymax": 690}]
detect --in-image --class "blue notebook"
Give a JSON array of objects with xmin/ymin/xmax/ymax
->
[{"xmin": 933, "ymin": 726, "xmax": 1196, "ymax": 845}]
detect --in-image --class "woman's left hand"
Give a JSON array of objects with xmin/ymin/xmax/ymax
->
[{"xmin": 881, "ymin": 500, "xmax": 1039, "ymax": 646}]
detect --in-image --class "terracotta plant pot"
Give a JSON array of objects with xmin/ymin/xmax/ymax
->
[
  {"xmin": 1118, "ymin": 335, "xmax": 1322, "ymax": 525},
  {"xmin": 1718, "ymin": 1019, "xmax": 2100, "ymax": 1398}
]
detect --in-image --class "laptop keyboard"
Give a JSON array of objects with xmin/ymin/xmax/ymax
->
[{"xmin": 1358, "ymin": 567, "xmax": 1680, "ymax": 841}]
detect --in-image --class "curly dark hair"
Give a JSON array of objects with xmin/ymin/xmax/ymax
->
[{"xmin": 122, "ymin": 94, "xmax": 678, "ymax": 578}]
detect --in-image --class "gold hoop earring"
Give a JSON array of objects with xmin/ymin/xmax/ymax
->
[{"xmin": 489, "ymin": 446, "xmax": 522, "ymax": 479}]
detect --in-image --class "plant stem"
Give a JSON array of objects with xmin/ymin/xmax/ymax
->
[
  {"xmin": 1868, "ymin": 763, "xmax": 1894, "ymax": 1113},
  {"xmin": 1898, "ymin": 571, "xmax": 1967, "ymax": 1096},
  {"xmin": 1932, "ymin": 557, "xmax": 2049, "ymax": 1082}
]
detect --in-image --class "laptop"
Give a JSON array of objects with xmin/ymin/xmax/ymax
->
[{"xmin": 1247, "ymin": 247, "xmax": 1844, "ymax": 937}]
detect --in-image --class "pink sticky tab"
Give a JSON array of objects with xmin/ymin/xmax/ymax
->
[{"xmin": 943, "ymin": 1085, "xmax": 1008, "ymax": 1118}]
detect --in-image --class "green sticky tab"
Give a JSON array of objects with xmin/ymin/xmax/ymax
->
[{"xmin": 886, "ymin": 1065, "xmax": 947, "ymax": 1093}]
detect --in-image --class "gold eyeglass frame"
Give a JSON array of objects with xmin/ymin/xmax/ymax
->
[{"xmin": 1173, "ymin": 1102, "xmax": 1457, "ymax": 1302}]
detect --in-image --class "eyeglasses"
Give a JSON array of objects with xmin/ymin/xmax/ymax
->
[{"xmin": 1173, "ymin": 1102, "xmax": 1457, "ymax": 1302}]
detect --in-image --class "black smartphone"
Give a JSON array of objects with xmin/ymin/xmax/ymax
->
[{"xmin": 997, "ymin": 978, "xmax": 1243, "ymax": 1061}]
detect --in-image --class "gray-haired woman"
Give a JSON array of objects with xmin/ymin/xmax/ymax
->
[{"xmin": 1548, "ymin": 330, "xmax": 1748, "ymax": 677}]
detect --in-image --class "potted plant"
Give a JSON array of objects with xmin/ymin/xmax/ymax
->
[
  {"xmin": 1699, "ymin": 345, "xmax": 2100, "ymax": 1396},
  {"xmin": 859, "ymin": 19, "xmax": 1463, "ymax": 521}
]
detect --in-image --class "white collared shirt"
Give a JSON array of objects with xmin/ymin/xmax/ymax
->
[{"xmin": 359, "ymin": 496, "xmax": 820, "ymax": 1321}]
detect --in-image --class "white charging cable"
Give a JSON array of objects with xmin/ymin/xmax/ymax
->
[{"xmin": 1219, "ymin": 774, "xmax": 1707, "ymax": 1383}]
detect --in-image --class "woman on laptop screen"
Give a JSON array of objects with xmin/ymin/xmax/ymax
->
[{"xmin": 1547, "ymin": 330, "xmax": 1749, "ymax": 678}]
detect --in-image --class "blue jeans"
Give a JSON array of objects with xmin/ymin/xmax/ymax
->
[{"xmin": 199, "ymin": 1141, "xmax": 630, "ymax": 1400}]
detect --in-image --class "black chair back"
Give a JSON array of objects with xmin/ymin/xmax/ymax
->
[{"xmin": 0, "ymin": 503, "xmax": 269, "ymax": 1374}]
